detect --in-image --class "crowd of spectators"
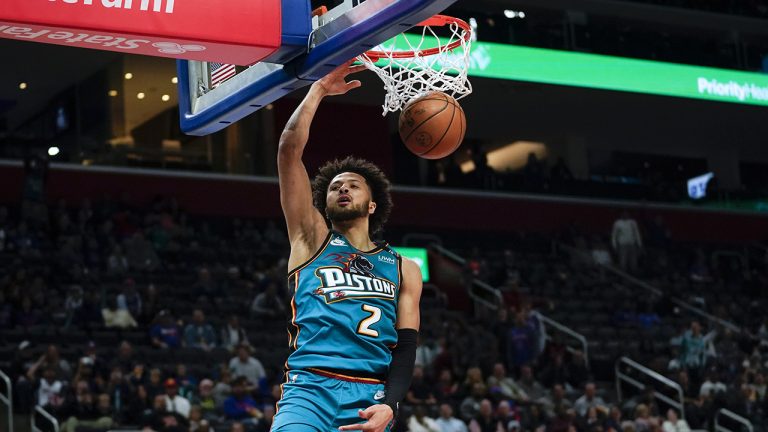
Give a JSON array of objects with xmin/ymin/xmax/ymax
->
[{"xmin": 2, "ymin": 194, "xmax": 768, "ymax": 432}]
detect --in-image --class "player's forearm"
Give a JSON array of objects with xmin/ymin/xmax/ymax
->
[{"xmin": 278, "ymin": 84, "xmax": 328, "ymax": 157}]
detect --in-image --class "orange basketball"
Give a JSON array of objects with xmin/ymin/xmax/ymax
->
[{"xmin": 398, "ymin": 91, "xmax": 466, "ymax": 160}]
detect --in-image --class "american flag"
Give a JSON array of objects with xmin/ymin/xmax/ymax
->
[{"xmin": 210, "ymin": 62, "xmax": 236, "ymax": 88}]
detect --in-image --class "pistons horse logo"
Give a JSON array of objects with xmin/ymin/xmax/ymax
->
[{"xmin": 328, "ymin": 253, "xmax": 376, "ymax": 278}]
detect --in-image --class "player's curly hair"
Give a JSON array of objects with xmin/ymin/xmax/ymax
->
[{"xmin": 312, "ymin": 156, "xmax": 392, "ymax": 236}]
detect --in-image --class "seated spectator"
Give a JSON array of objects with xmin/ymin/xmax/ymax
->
[
  {"xmin": 435, "ymin": 369, "xmax": 460, "ymax": 403},
  {"xmin": 415, "ymin": 335, "xmax": 439, "ymax": 371},
  {"xmin": 107, "ymin": 244, "xmax": 129, "ymax": 275},
  {"xmin": 27, "ymin": 344, "xmax": 72, "ymax": 381},
  {"xmin": 581, "ymin": 406, "xmax": 602, "ymax": 432},
  {"xmin": 142, "ymin": 394, "xmax": 189, "ymax": 432},
  {"xmin": 436, "ymin": 403, "xmax": 468, "ymax": 432},
  {"xmin": 223, "ymin": 377, "xmax": 263, "ymax": 426},
  {"xmin": 163, "ymin": 378, "xmax": 192, "ymax": 418},
  {"xmin": 407, "ymin": 365, "xmax": 438, "ymax": 407},
  {"xmin": 191, "ymin": 379, "xmax": 218, "ymax": 419},
  {"xmin": 117, "ymin": 277, "xmax": 143, "ymax": 318},
  {"xmin": 213, "ymin": 367, "xmax": 233, "ymax": 407},
  {"xmin": 35, "ymin": 367, "xmax": 65, "ymax": 409},
  {"xmin": 699, "ymin": 369, "xmax": 727, "ymax": 398},
  {"xmin": 468, "ymin": 399, "xmax": 503, "ymax": 432},
  {"xmin": 150, "ymin": 310, "xmax": 181, "ymax": 349},
  {"xmin": 250, "ymin": 282, "xmax": 285, "ymax": 319},
  {"xmin": 221, "ymin": 315, "xmax": 251, "ymax": 351},
  {"xmin": 539, "ymin": 384, "xmax": 572, "ymax": 419},
  {"xmin": 229, "ymin": 344, "xmax": 267, "ymax": 391},
  {"xmin": 408, "ymin": 405, "xmax": 441, "ymax": 432},
  {"xmin": 63, "ymin": 284, "xmax": 84, "ymax": 327},
  {"xmin": 102, "ymin": 295, "xmax": 138, "ymax": 328},
  {"xmin": 125, "ymin": 232, "xmax": 160, "ymax": 271},
  {"xmin": 175, "ymin": 363, "xmax": 197, "ymax": 399},
  {"xmin": 495, "ymin": 400, "xmax": 516, "ymax": 429},
  {"xmin": 460, "ymin": 383, "xmax": 488, "ymax": 422},
  {"xmin": 574, "ymin": 383, "xmax": 607, "ymax": 417},
  {"xmin": 184, "ymin": 309, "xmax": 217, "ymax": 350},
  {"xmin": 60, "ymin": 381, "xmax": 96, "ymax": 432},
  {"xmin": 145, "ymin": 367, "xmax": 166, "ymax": 401},
  {"xmin": 517, "ymin": 366, "xmax": 546, "ymax": 401},
  {"xmin": 604, "ymin": 406, "xmax": 623, "ymax": 432},
  {"xmin": 111, "ymin": 341, "xmax": 136, "ymax": 373},
  {"xmin": 62, "ymin": 392, "xmax": 115, "ymax": 432},
  {"xmin": 189, "ymin": 405, "xmax": 205, "ymax": 432},
  {"xmin": 633, "ymin": 404, "xmax": 659, "ymax": 432},
  {"xmin": 661, "ymin": 409, "xmax": 689, "ymax": 432},
  {"xmin": 487, "ymin": 362, "xmax": 527, "ymax": 403}
]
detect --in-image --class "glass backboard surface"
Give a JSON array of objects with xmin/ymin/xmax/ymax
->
[{"xmin": 177, "ymin": 0, "xmax": 458, "ymax": 136}]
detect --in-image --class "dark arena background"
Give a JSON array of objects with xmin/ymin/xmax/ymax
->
[{"xmin": 1, "ymin": 0, "xmax": 768, "ymax": 432}]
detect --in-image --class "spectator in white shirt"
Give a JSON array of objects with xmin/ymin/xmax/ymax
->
[
  {"xmin": 436, "ymin": 404, "xmax": 468, "ymax": 432},
  {"xmin": 408, "ymin": 405, "xmax": 442, "ymax": 432},
  {"xmin": 611, "ymin": 211, "xmax": 643, "ymax": 273},
  {"xmin": 163, "ymin": 378, "xmax": 191, "ymax": 418},
  {"xmin": 228, "ymin": 344, "xmax": 266, "ymax": 390},
  {"xmin": 37, "ymin": 367, "xmax": 64, "ymax": 408},
  {"xmin": 662, "ymin": 409, "xmax": 690, "ymax": 432},
  {"xmin": 573, "ymin": 383, "xmax": 607, "ymax": 417},
  {"xmin": 220, "ymin": 315, "xmax": 250, "ymax": 351}
]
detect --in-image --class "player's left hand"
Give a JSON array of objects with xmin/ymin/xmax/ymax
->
[{"xmin": 338, "ymin": 404, "xmax": 393, "ymax": 431}]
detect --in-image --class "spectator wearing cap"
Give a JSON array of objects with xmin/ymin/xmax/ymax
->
[
  {"xmin": 183, "ymin": 309, "xmax": 217, "ymax": 350},
  {"xmin": 117, "ymin": 278, "xmax": 143, "ymax": 318},
  {"xmin": 228, "ymin": 344, "xmax": 266, "ymax": 390},
  {"xmin": 150, "ymin": 311, "xmax": 181, "ymax": 349},
  {"xmin": 221, "ymin": 315, "xmax": 251, "ymax": 351},
  {"xmin": 163, "ymin": 378, "xmax": 192, "ymax": 418},
  {"xmin": 436, "ymin": 403, "xmax": 468, "ymax": 432},
  {"xmin": 223, "ymin": 376, "xmax": 263, "ymax": 425}
]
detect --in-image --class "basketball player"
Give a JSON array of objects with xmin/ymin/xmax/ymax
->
[{"xmin": 271, "ymin": 59, "xmax": 422, "ymax": 432}]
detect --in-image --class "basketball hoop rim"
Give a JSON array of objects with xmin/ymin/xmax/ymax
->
[{"xmin": 363, "ymin": 15, "xmax": 471, "ymax": 60}]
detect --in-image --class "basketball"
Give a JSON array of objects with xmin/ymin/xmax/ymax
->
[{"xmin": 398, "ymin": 91, "xmax": 466, "ymax": 160}]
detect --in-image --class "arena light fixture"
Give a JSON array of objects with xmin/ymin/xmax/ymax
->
[
  {"xmin": 124, "ymin": 72, "xmax": 133, "ymax": 80},
  {"xmin": 19, "ymin": 82, "xmax": 27, "ymax": 90},
  {"xmin": 171, "ymin": 77, "xmax": 178, "ymax": 84},
  {"xmin": 161, "ymin": 94, "xmax": 170, "ymax": 102},
  {"xmin": 108, "ymin": 90, "xmax": 118, "ymax": 97},
  {"xmin": 48, "ymin": 146, "xmax": 60, "ymax": 156},
  {"xmin": 503, "ymin": 10, "xmax": 525, "ymax": 18},
  {"xmin": 137, "ymin": 92, "xmax": 146, "ymax": 100}
]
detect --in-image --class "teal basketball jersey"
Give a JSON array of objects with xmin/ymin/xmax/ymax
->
[{"xmin": 285, "ymin": 231, "xmax": 401, "ymax": 378}]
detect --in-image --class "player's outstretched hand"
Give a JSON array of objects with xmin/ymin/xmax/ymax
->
[
  {"xmin": 315, "ymin": 59, "xmax": 367, "ymax": 97},
  {"xmin": 338, "ymin": 405, "xmax": 393, "ymax": 432}
]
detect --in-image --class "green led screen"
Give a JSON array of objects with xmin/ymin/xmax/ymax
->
[{"xmin": 392, "ymin": 247, "xmax": 430, "ymax": 282}]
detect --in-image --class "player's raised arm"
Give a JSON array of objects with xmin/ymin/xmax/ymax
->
[{"xmin": 277, "ymin": 60, "xmax": 365, "ymax": 255}]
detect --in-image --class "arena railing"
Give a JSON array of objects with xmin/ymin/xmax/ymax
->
[
  {"xmin": 0, "ymin": 369, "xmax": 12, "ymax": 432},
  {"xmin": 615, "ymin": 356, "xmax": 685, "ymax": 419},
  {"xmin": 430, "ymin": 243, "xmax": 589, "ymax": 367},
  {"xmin": 32, "ymin": 405, "xmax": 59, "ymax": 432},
  {"xmin": 557, "ymin": 242, "xmax": 743, "ymax": 334},
  {"xmin": 715, "ymin": 408, "xmax": 754, "ymax": 432},
  {"xmin": 535, "ymin": 312, "xmax": 590, "ymax": 369}
]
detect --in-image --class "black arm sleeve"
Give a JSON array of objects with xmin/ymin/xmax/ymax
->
[{"xmin": 383, "ymin": 328, "xmax": 418, "ymax": 413}]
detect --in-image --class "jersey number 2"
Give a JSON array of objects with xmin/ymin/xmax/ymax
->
[{"xmin": 357, "ymin": 304, "xmax": 381, "ymax": 337}]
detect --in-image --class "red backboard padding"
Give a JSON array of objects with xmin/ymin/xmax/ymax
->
[{"xmin": 0, "ymin": 0, "xmax": 281, "ymax": 65}]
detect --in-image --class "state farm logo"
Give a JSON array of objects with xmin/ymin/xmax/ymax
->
[
  {"xmin": 153, "ymin": 42, "xmax": 205, "ymax": 54},
  {"xmin": 0, "ymin": 25, "xmax": 205, "ymax": 55},
  {"xmin": 48, "ymin": 0, "xmax": 176, "ymax": 14}
]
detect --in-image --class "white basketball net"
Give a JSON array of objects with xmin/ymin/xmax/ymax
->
[{"xmin": 357, "ymin": 17, "xmax": 473, "ymax": 115}]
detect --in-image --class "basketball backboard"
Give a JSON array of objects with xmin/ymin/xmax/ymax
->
[{"xmin": 177, "ymin": 0, "xmax": 458, "ymax": 136}]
